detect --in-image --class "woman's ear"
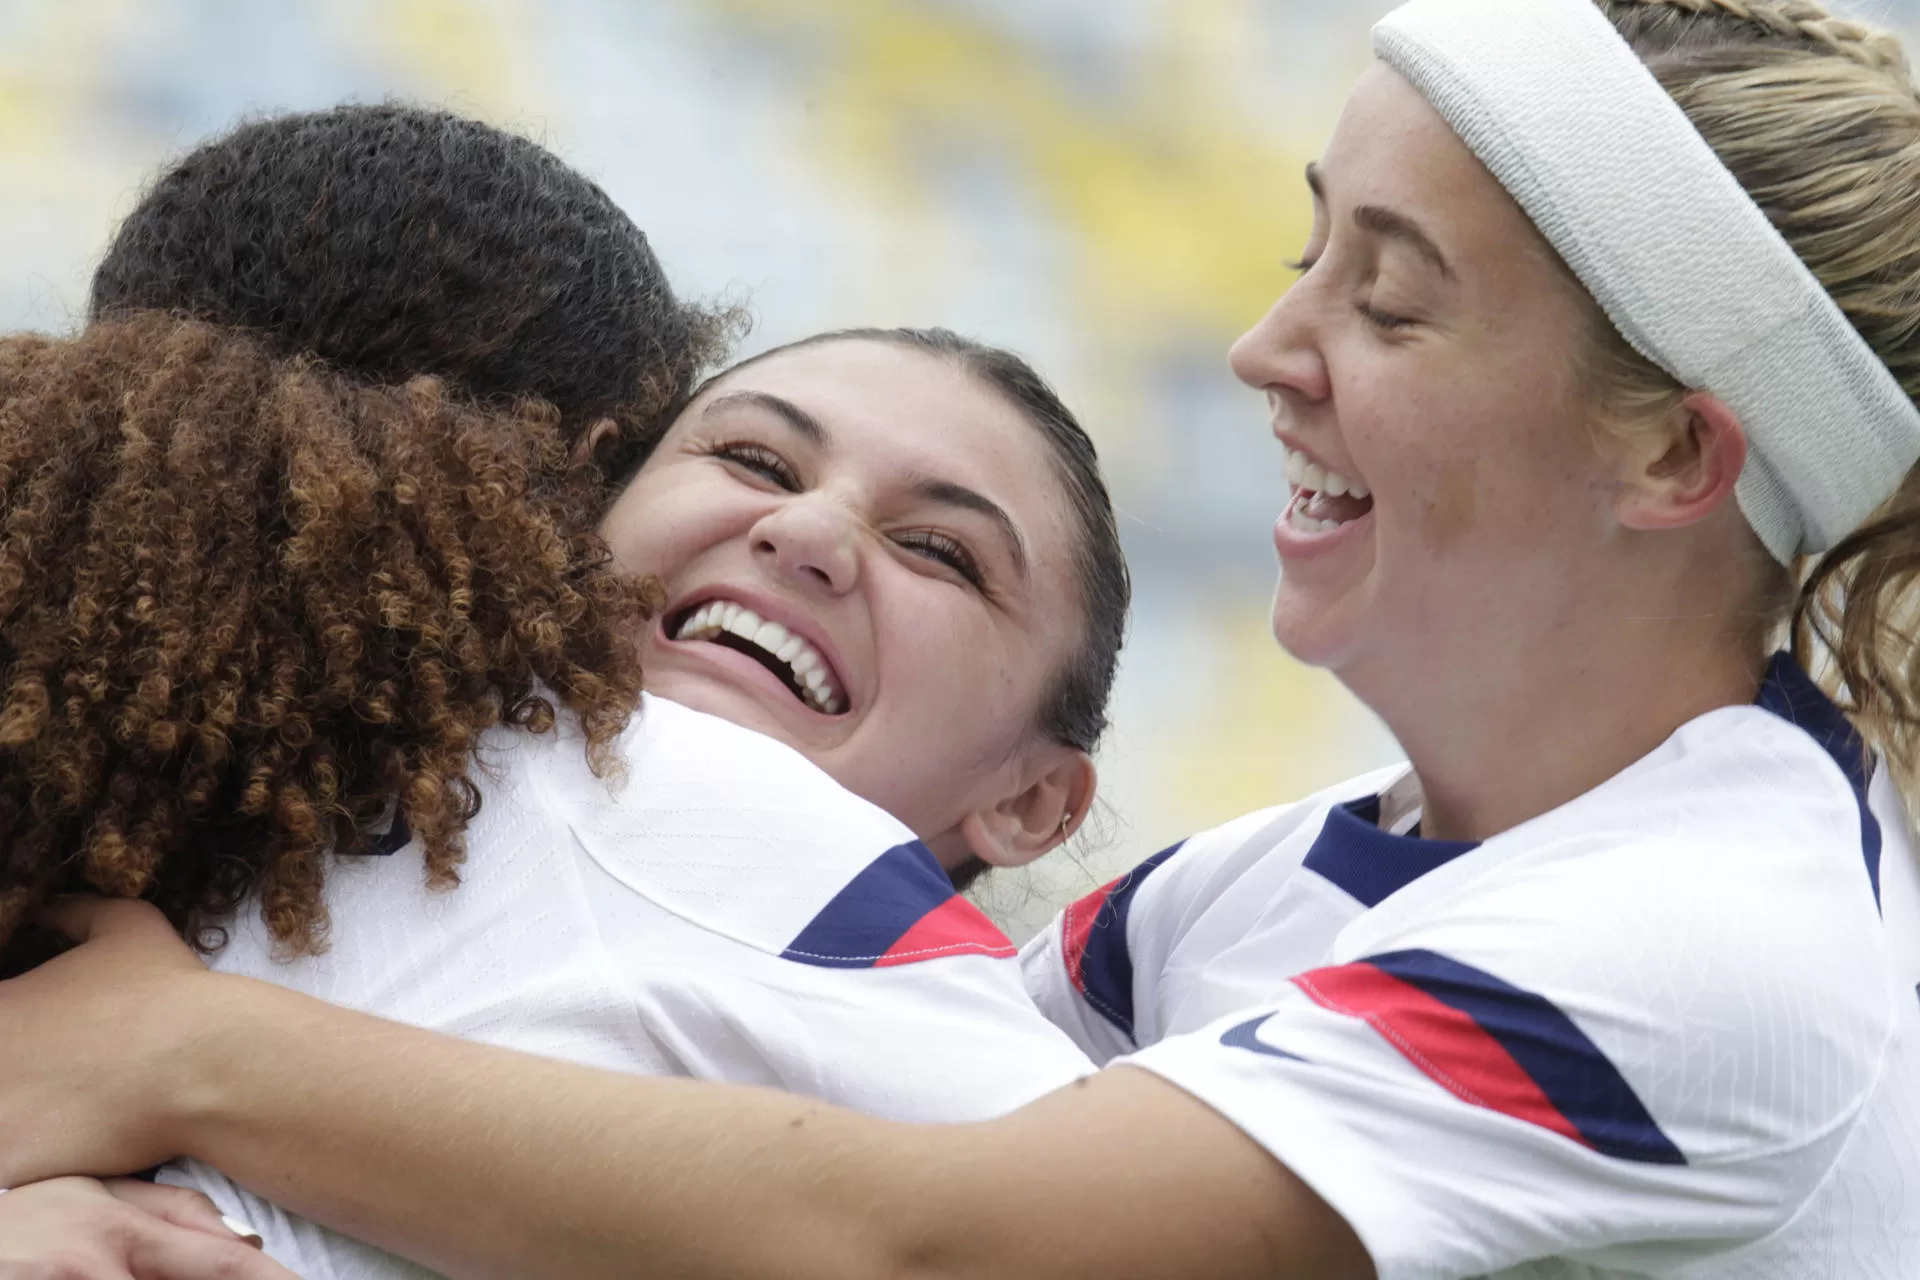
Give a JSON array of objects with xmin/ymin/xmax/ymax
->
[
  {"xmin": 1613, "ymin": 391, "xmax": 1748, "ymax": 533},
  {"xmin": 568, "ymin": 419, "xmax": 622, "ymax": 473},
  {"xmin": 953, "ymin": 748, "xmax": 1098, "ymax": 872}
]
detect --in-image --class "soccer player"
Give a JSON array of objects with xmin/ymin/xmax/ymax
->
[
  {"xmin": 4, "ymin": 0, "xmax": 1917, "ymax": 1276},
  {"xmin": 0, "ymin": 106, "xmax": 1129, "ymax": 1278},
  {"xmin": 0, "ymin": 312, "xmax": 1123, "ymax": 1278}
]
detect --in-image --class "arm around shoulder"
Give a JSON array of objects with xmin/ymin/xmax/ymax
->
[{"xmin": 0, "ymin": 901, "xmax": 1372, "ymax": 1280}]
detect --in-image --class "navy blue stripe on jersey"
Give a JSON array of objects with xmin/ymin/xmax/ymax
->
[
  {"xmin": 1756, "ymin": 652, "xmax": 1882, "ymax": 907},
  {"xmin": 1363, "ymin": 949, "xmax": 1685, "ymax": 1165},
  {"xmin": 1303, "ymin": 797, "xmax": 1479, "ymax": 908},
  {"xmin": 780, "ymin": 841, "xmax": 1015, "ymax": 969},
  {"xmin": 1062, "ymin": 842, "xmax": 1185, "ymax": 1042}
]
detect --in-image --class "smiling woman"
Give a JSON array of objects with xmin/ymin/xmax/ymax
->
[
  {"xmin": 604, "ymin": 328, "xmax": 1128, "ymax": 880},
  {"xmin": 0, "ymin": 97, "xmax": 1155, "ymax": 1279},
  {"xmin": 0, "ymin": 311, "xmax": 1119, "ymax": 1279},
  {"xmin": 4, "ymin": 3, "xmax": 1914, "ymax": 1279},
  {"xmin": 17, "ymin": 3, "xmax": 1920, "ymax": 1278}
]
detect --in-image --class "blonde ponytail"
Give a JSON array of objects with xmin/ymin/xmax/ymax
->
[{"xmin": 1578, "ymin": 0, "xmax": 1920, "ymax": 800}]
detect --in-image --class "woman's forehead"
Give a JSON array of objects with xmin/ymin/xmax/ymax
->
[
  {"xmin": 689, "ymin": 342, "xmax": 1069, "ymax": 508},
  {"xmin": 1326, "ymin": 65, "xmax": 1485, "ymax": 197},
  {"xmin": 1322, "ymin": 65, "xmax": 1565, "ymax": 291},
  {"xmin": 693, "ymin": 340, "xmax": 1003, "ymax": 431}
]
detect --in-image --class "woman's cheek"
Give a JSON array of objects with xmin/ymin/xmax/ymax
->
[{"xmin": 883, "ymin": 592, "xmax": 993, "ymax": 704}]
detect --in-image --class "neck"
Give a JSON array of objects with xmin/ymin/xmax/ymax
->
[{"xmin": 1351, "ymin": 599, "xmax": 1767, "ymax": 846}]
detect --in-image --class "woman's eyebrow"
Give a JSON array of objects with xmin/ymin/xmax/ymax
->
[
  {"xmin": 1305, "ymin": 162, "xmax": 1454, "ymax": 280},
  {"xmin": 703, "ymin": 390, "xmax": 829, "ymax": 444},
  {"xmin": 1353, "ymin": 204, "xmax": 1454, "ymax": 279},
  {"xmin": 915, "ymin": 477, "xmax": 1029, "ymax": 581}
]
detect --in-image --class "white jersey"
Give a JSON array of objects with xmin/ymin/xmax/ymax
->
[
  {"xmin": 164, "ymin": 695, "xmax": 1093, "ymax": 1280},
  {"xmin": 1025, "ymin": 655, "xmax": 1920, "ymax": 1279}
]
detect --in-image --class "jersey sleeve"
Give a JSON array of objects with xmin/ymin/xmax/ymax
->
[
  {"xmin": 566, "ymin": 826, "xmax": 1095, "ymax": 1121},
  {"xmin": 641, "ymin": 939, "xmax": 1096, "ymax": 1122},
  {"xmin": 1020, "ymin": 843, "xmax": 1183, "ymax": 1065},
  {"xmin": 1022, "ymin": 805, "xmax": 1302, "ymax": 1064},
  {"xmin": 1119, "ymin": 837, "xmax": 1900, "ymax": 1279},
  {"xmin": 552, "ymin": 697, "xmax": 1095, "ymax": 1121}
]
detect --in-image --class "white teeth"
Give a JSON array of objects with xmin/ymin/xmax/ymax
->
[
  {"xmin": 1286, "ymin": 504, "xmax": 1341, "ymax": 535},
  {"xmin": 673, "ymin": 605, "xmax": 710, "ymax": 641},
  {"xmin": 1280, "ymin": 446, "xmax": 1367, "ymax": 506},
  {"xmin": 672, "ymin": 599, "xmax": 843, "ymax": 714}
]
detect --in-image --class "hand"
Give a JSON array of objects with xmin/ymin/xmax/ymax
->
[
  {"xmin": 0, "ymin": 900, "xmax": 222, "ymax": 1185},
  {"xmin": 0, "ymin": 1176, "xmax": 294, "ymax": 1279}
]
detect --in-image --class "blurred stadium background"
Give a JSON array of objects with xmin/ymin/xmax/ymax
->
[{"xmin": 5, "ymin": 0, "xmax": 1915, "ymax": 937}]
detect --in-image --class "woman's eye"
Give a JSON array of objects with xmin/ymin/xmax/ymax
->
[
  {"xmin": 1357, "ymin": 300, "xmax": 1416, "ymax": 331},
  {"xmin": 1285, "ymin": 254, "xmax": 1320, "ymax": 275},
  {"xmin": 709, "ymin": 441, "xmax": 799, "ymax": 490},
  {"xmin": 895, "ymin": 531, "xmax": 985, "ymax": 588}
]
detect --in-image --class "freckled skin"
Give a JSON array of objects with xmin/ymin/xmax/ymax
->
[{"xmin": 1418, "ymin": 456, "xmax": 1479, "ymax": 553}]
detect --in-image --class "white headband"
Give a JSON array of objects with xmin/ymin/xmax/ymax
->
[{"xmin": 1372, "ymin": 0, "xmax": 1920, "ymax": 562}]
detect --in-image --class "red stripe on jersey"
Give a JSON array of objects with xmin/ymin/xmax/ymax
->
[
  {"xmin": 875, "ymin": 895, "xmax": 1016, "ymax": 968},
  {"xmin": 1057, "ymin": 843, "xmax": 1183, "ymax": 1036},
  {"xmin": 1293, "ymin": 961, "xmax": 1589, "ymax": 1150},
  {"xmin": 1061, "ymin": 879, "xmax": 1116, "ymax": 994}
]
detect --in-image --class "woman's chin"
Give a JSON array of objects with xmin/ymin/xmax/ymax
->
[{"xmin": 1268, "ymin": 584, "xmax": 1358, "ymax": 671}]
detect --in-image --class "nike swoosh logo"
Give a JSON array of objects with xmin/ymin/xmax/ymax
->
[{"xmin": 1219, "ymin": 1014, "xmax": 1308, "ymax": 1063}]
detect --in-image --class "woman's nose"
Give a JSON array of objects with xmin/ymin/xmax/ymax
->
[
  {"xmin": 1229, "ymin": 283, "xmax": 1331, "ymax": 407},
  {"xmin": 751, "ymin": 496, "xmax": 862, "ymax": 594}
]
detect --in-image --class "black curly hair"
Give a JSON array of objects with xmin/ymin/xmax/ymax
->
[{"xmin": 89, "ymin": 103, "xmax": 735, "ymax": 479}]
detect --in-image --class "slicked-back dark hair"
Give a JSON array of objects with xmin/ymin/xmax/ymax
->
[{"xmin": 89, "ymin": 103, "xmax": 733, "ymax": 480}]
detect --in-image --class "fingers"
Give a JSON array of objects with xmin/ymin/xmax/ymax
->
[
  {"xmin": 0, "ymin": 1177, "xmax": 293, "ymax": 1280},
  {"xmin": 35, "ymin": 897, "xmax": 177, "ymax": 948},
  {"xmin": 125, "ymin": 1225, "xmax": 299, "ymax": 1280},
  {"xmin": 102, "ymin": 1181, "xmax": 263, "ymax": 1248}
]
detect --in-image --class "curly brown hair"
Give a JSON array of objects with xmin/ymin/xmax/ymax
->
[{"xmin": 0, "ymin": 313, "xmax": 651, "ymax": 974}]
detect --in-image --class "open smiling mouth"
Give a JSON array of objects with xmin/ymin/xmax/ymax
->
[
  {"xmin": 1281, "ymin": 446, "xmax": 1375, "ymax": 533},
  {"xmin": 670, "ymin": 600, "xmax": 847, "ymax": 716}
]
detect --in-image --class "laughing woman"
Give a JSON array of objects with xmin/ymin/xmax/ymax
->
[{"xmin": 2, "ymin": 1, "xmax": 1917, "ymax": 1277}]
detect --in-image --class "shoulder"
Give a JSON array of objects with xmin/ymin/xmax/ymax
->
[
  {"xmin": 562, "ymin": 694, "xmax": 911, "ymax": 848},
  {"xmin": 1343, "ymin": 816, "xmax": 1900, "ymax": 1165},
  {"xmin": 1507, "ymin": 697, "xmax": 1885, "ymax": 922},
  {"xmin": 539, "ymin": 695, "xmax": 964, "ymax": 961},
  {"xmin": 1076, "ymin": 763, "xmax": 1412, "ymax": 944},
  {"xmin": 622, "ymin": 696, "xmax": 911, "ymax": 831},
  {"xmin": 1027, "ymin": 766, "xmax": 1407, "ymax": 1050}
]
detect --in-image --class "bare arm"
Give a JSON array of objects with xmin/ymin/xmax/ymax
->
[{"xmin": 0, "ymin": 901, "xmax": 1372, "ymax": 1280}]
